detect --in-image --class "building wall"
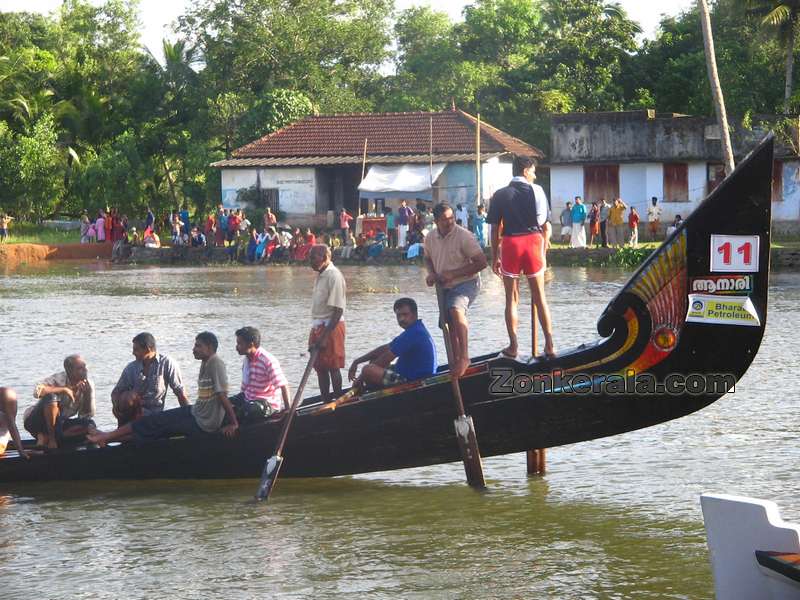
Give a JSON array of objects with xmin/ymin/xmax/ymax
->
[
  {"xmin": 221, "ymin": 167, "xmax": 321, "ymax": 226},
  {"xmin": 775, "ymin": 161, "xmax": 800, "ymax": 222},
  {"xmin": 553, "ymin": 160, "xmax": 800, "ymax": 226},
  {"xmin": 482, "ymin": 157, "xmax": 513, "ymax": 202},
  {"xmin": 550, "ymin": 165, "xmax": 584, "ymax": 214},
  {"xmin": 619, "ymin": 164, "xmax": 647, "ymax": 212}
]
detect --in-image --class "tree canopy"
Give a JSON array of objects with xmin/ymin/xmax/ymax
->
[{"xmin": 0, "ymin": 0, "xmax": 795, "ymax": 221}]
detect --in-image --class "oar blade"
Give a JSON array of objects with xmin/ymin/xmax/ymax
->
[
  {"xmin": 453, "ymin": 414, "xmax": 486, "ymax": 490},
  {"xmin": 255, "ymin": 454, "xmax": 284, "ymax": 502}
]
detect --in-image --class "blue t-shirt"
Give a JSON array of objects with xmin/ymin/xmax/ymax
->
[{"xmin": 389, "ymin": 319, "xmax": 437, "ymax": 381}]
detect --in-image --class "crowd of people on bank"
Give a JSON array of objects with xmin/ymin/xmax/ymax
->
[
  {"xmin": 0, "ymin": 156, "xmax": 567, "ymax": 457},
  {"xmin": 558, "ymin": 196, "xmax": 682, "ymax": 250}
]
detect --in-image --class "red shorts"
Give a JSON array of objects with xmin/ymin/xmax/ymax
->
[{"xmin": 500, "ymin": 232, "xmax": 545, "ymax": 278}]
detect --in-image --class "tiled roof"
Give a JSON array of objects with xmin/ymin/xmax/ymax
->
[
  {"xmin": 211, "ymin": 152, "xmax": 505, "ymax": 168},
  {"xmin": 231, "ymin": 109, "xmax": 543, "ymax": 159}
]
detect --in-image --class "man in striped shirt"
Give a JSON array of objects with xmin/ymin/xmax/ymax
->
[{"xmin": 233, "ymin": 326, "xmax": 290, "ymax": 418}]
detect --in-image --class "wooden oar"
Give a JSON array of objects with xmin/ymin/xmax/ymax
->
[
  {"xmin": 435, "ymin": 283, "xmax": 486, "ymax": 489},
  {"xmin": 255, "ymin": 347, "xmax": 320, "ymax": 502}
]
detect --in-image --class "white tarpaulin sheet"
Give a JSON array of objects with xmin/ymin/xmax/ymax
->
[{"xmin": 358, "ymin": 163, "xmax": 446, "ymax": 193}]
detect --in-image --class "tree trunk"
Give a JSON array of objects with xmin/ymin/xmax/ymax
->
[
  {"xmin": 785, "ymin": 17, "xmax": 796, "ymax": 114},
  {"xmin": 160, "ymin": 153, "xmax": 180, "ymax": 207},
  {"xmin": 698, "ymin": 0, "xmax": 735, "ymax": 175}
]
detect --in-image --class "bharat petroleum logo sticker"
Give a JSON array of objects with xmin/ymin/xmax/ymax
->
[{"xmin": 692, "ymin": 299, "xmax": 704, "ymax": 312}]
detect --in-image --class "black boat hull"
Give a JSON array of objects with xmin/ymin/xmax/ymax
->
[{"xmin": 0, "ymin": 136, "xmax": 774, "ymax": 483}]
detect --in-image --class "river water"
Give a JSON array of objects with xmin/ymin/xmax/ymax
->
[{"xmin": 0, "ymin": 262, "xmax": 798, "ymax": 599}]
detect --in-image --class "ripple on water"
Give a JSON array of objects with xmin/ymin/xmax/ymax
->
[{"xmin": 1, "ymin": 264, "xmax": 798, "ymax": 598}]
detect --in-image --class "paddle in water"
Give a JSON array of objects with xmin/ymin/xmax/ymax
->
[
  {"xmin": 435, "ymin": 284, "xmax": 486, "ymax": 490},
  {"xmin": 255, "ymin": 347, "xmax": 320, "ymax": 502}
]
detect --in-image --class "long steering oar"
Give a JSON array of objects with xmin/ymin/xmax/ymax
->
[
  {"xmin": 255, "ymin": 347, "xmax": 320, "ymax": 502},
  {"xmin": 436, "ymin": 283, "xmax": 486, "ymax": 490}
]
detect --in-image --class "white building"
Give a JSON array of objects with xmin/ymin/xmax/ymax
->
[
  {"xmin": 212, "ymin": 110, "xmax": 543, "ymax": 228},
  {"xmin": 548, "ymin": 111, "xmax": 800, "ymax": 234}
]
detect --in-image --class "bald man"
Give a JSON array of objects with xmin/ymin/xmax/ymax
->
[
  {"xmin": 24, "ymin": 354, "xmax": 96, "ymax": 449},
  {"xmin": 308, "ymin": 244, "xmax": 347, "ymax": 403}
]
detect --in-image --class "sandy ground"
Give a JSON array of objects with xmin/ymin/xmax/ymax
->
[{"xmin": 0, "ymin": 243, "xmax": 112, "ymax": 268}]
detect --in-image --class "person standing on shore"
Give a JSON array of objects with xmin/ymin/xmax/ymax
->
[
  {"xmin": 339, "ymin": 208, "xmax": 353, "ymax": 239},
  {"xmin": 610, "ymin": 198, "xmax": 628, "ymax": 248},
  {"xmin": 0, "ymin": 213, "xmax": 14, "ymax": 243},
  {"xmin": 647, "ymin": 197, "xmax": 662, "ymax": 241},
  {"xmin": 559, "ymin": 202, "xmax": 573, "ymax": 244},
  {"xmin": 145, "ymin": 206, "xmax": 155, "ymax": 232},
  {"xmin": 96, "ymin": 211, "xmax": 107, "ymax": 243},
  {"xmin": 264, "ymin": 206, "xmax": 277, "ymax": 230},
  {"xmin": 598, "ymin": 198, "xmax": 610, "ymax": 248},
  {"xmin": 628, "ymin": 206, "xmax": 640, "ymax": 247},
  {"xmin": 397, "ymin": 200, "xmax": 413, "ymax": 248},
  {"xmin": 473, "ymin": 204, "xmax": 487, "ymax": 247},
  {"xmin": 487, "ymin": 156, "xmax": 555, "ymax": 359},
  {"xmin": 588, "ymin": 201, "xmax": 600, "ymax": 247},
  {"xmin": 308, "ymin": 245, "xmax": 347, "ymax": 403},
  {"xmin": 569, "ymin": 197, "xmax": 587, "ymax": 249}
]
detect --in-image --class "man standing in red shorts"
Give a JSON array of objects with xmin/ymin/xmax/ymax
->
[
  {"xmin": 308, "ymin": 244, "xmax": 347, "ymax": 402},
  {"xmin": 488, "ymin": 155, "xmax": 555, "ymax": 359}
]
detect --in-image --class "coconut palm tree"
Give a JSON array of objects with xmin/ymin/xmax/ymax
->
[
  {"xmin": 699, "ymin": 0, "xmax": 735, "ymax": 174},
  {"xmin": 743, "ymin": 0, "xmax": 800, "ymax": 112}
]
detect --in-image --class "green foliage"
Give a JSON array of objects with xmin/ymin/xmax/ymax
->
[
  {"xmin": 16, "ymin": 113, "xmax": 66, "ymax": 220},
  {"xmin": 1, "ymin": 0, "xmax": 799, "ymax": 224},
  {"xmin": 601, "ymin": 246, "xmax": 654, "ymax": 268}
]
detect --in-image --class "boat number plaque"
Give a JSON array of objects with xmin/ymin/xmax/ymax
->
[{"xmin": 710, "ymin": 235, "xmax": 759, "ymax": 273}]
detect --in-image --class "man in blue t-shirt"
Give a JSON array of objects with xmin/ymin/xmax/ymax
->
[{"xmin": 347, "ymin": 298, "xmax": 437, "ymax": 388}]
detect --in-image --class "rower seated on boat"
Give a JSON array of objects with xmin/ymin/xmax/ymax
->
[
  {"xmin": 231, "ymin": 326, "xmax": 290, "ymax": 420},
  {"xmin": 111, "ymin": 332, "xmax": 189, "ymax": 426},
  {"xmin": 24, "ymin": 355, "xmax": 96, "ymax": 449},
  {"xmin": 89, "ymin": 332, "xmax": 238, "ymax": 446},
  {"xmin": 0, "ymin": 387, "xmax": 29, "ymax": 459},
  {"xmin": 347, "ymin": 297, "xmax": 437, "ymax": 389}
]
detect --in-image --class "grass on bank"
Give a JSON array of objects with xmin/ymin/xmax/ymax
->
[{"xmin": 3, "ymin": 222, "xmax": 79, "ymax": 245}]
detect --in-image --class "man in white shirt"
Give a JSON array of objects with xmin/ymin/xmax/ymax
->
[
  {"xmin": 25, "ymin": 355, "xmax": 96, "ymax": 448},
  {"xmin": 647, "ymin": 197, "xmax": 662, "ymax": 241},
  {"xmin": 308, "ymin": 245, "xmax": 347, "ymax": 402}
]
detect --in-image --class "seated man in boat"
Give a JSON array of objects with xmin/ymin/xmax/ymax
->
[
  {"xmin": 89, "ymin": 332, "xmax": 238, "ymax": 446},
  {"xmin": 347, "ymin": 297, "xmax": 437, "ymax": 389},
  {"xmin": 231, "ymin": 326, "xmax": 291, "ymax": 420},
  {"xmin": 1, "ymin": 387, "xmax": 30, "ymax": 459},
  {"xmin": 24, "ymin": 355, "xmax": 96, "ymax": 449},
  {"xmin": 111, "ymin": 332, "xmax": 189, "ymax": 426}
]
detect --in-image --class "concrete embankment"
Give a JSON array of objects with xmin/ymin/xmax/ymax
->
[{"xmin": 0, "ymin": 243, "xmax": 112, "ymax": 268}]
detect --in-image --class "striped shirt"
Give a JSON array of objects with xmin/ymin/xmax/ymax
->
[{"xmin": 241, "ymin": 347, "xmax": 288, "ymax": 412}]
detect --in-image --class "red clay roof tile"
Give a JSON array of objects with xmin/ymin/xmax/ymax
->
[{"xmin": 232, "ymin": 109, "xmax": 543, "ymax": 159}]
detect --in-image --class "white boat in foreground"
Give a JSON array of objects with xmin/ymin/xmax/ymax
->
[{"xmin": 701, "ymin": 493, "xmax": 800, "ymax": 599}]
